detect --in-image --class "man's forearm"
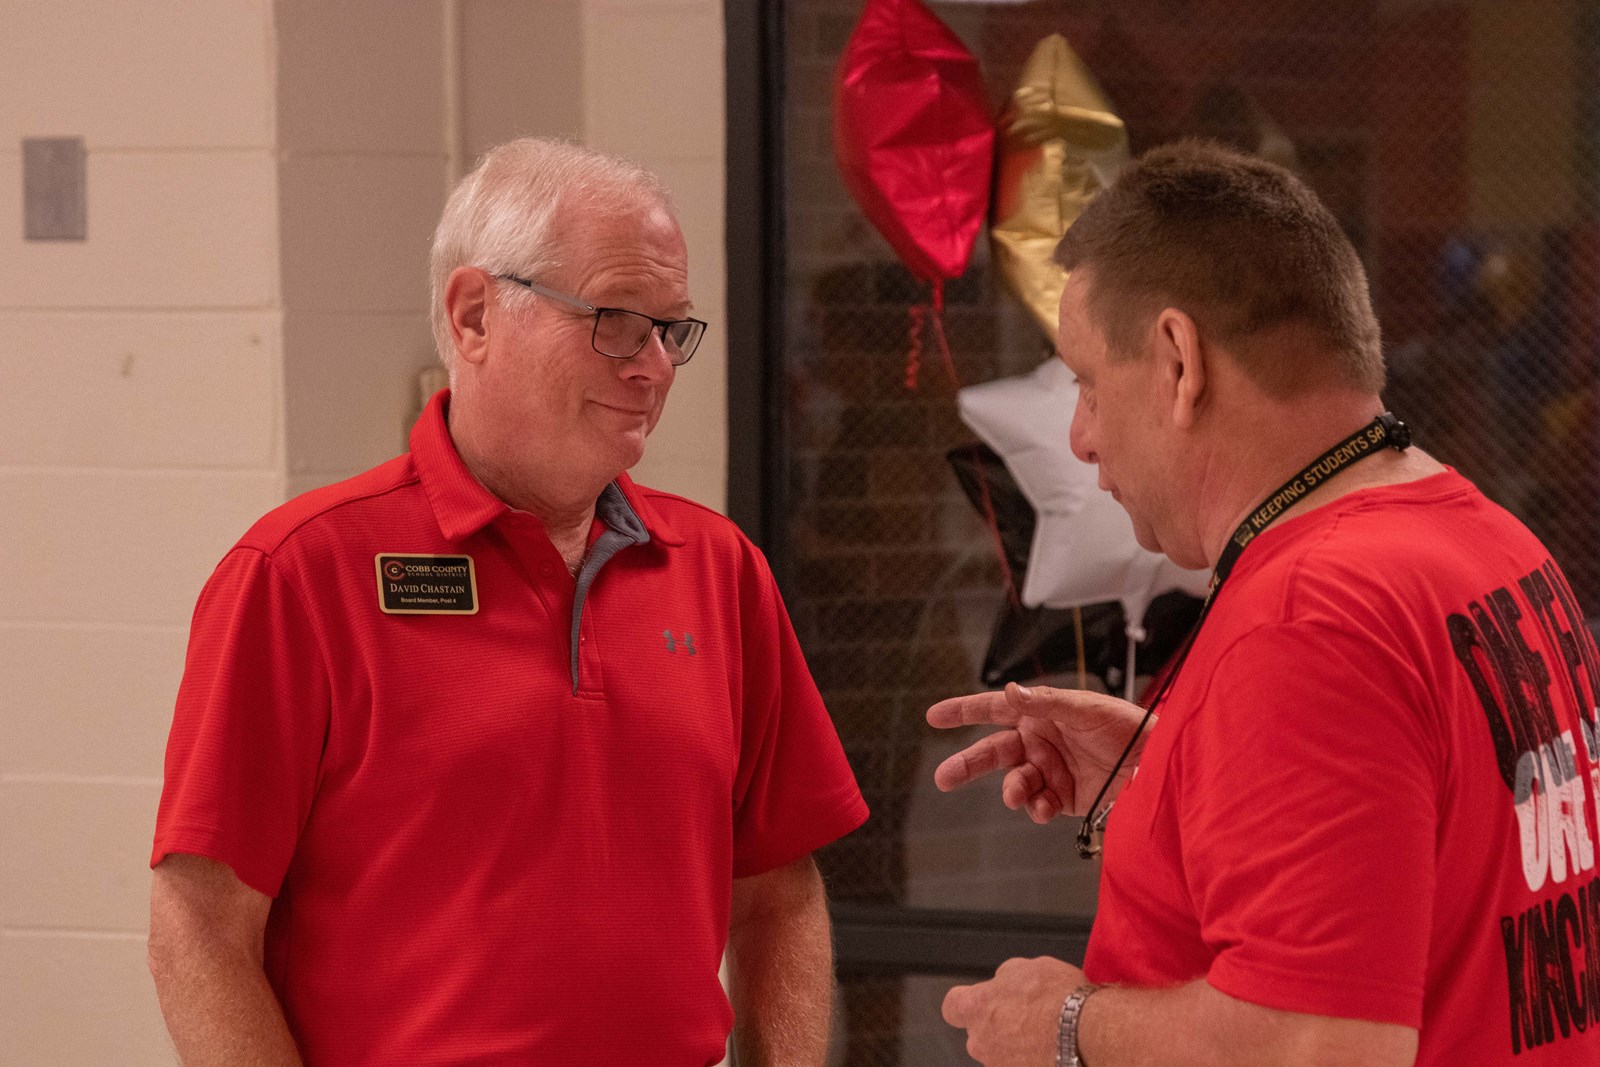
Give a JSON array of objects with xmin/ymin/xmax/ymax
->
[
  {"xmin": 149, "ymin": 855, "xmax": 303, "ymax": 1066},
  {"xmin": 1080, "ymin": 979, "xmax": 1417, "ymax": 1067},
  {"xmin": 727, "ymin": 858, "xmax": 833, "ymax": 1066},
  {"xmin": 151, "ymin": 959, "xmax": 302, "ymax": 1067},
  {"xmin": 150, "ymin": 949, "xmax": 303, "ymax": 1066}
]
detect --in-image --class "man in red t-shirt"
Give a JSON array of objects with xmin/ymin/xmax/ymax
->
[
  {"xmin": 928, "ymin": 142, "xmax": 1600, "ymax": 1065},
  {"xmin": 148, "ymin": 138, "xmax": 867, "ymax": 1065}
]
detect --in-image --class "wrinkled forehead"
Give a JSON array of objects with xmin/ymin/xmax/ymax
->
[
  {"xmin": 555, "ymin": 186, "xmax": 677, "ymax": 242},
  {"xmin": 554, "ymin": 197, "xmax": 683, "ymax": 262},
  {"xmin": 554, "ymin": 201, "xmax": 691, "ymax": 310}
]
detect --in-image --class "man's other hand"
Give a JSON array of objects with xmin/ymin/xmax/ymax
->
[{"xmin": 943, "ymin": 956, "xmax": 1084, "ymax": 1067}]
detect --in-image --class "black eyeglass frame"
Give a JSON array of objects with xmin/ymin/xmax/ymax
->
[{"xmin": 496, "ymin": 274, "xmax": 707, "ymax": 366}]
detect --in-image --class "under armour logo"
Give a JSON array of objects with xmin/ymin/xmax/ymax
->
[{"xmin": 662, "ymin": 630, "xmax": 697, "ymax": 656}]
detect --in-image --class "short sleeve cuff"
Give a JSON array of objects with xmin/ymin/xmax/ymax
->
[
  {"xmin": 1207, "ymin": 953, "xmax": 1423, "ymax": 1029},
  {"xmin": 732, "ymin": 788, "xmax": 869, "ymax": 879},
  {"xmin": 150, "ymin": 824, "xmax": 288, "ymax": 899}
]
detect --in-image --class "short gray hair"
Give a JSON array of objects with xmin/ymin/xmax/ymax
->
[
  {"xmin": 428, "ymin": 138, "xmax": 675, "ymax": 367},
  {"xmin": 1056, "ymin": 139, "xmax": 1384, "ymax": 397}
]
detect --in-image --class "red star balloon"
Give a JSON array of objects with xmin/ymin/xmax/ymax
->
[{"xmin": 834, "ymin": 0, "xmax": 994, "ymax": 291}]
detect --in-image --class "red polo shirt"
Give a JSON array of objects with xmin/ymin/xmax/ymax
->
[{"xmin": 152, "ymin": 391, "xmax": 868, "ymax": 1065}]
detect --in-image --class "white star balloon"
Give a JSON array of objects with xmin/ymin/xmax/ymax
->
[{"xmin": 957, "ymin": 357, "xmax": 1209, "ymax": 693}]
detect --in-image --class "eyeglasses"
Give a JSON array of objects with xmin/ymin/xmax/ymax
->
[{"xmin": 497, "ymin": 275, "xmax": 706, "ymax": 366}]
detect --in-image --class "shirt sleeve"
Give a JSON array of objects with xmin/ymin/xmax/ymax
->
[
  {"xmin": 1175, "ymin": 620, "xmax": 1439, "ymax": 1028},
  {"xmin": 150, "ymin": 547, "xmax": 332, "ymax": 897},
  {"xmin": 729, "ymin": 554, "xmax": 869, "ymax": 878}
]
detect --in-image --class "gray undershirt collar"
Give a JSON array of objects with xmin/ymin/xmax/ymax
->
[{"xmin": 567, "ymin": 481, "xmax": 651, "ymax": 693}]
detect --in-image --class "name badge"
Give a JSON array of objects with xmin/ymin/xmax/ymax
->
[{"xmin": 375, "ymin": 554, "xmax": 478, "ymax": 614}]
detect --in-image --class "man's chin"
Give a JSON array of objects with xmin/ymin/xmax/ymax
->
[
  {"xmin": 1132, "ymin": 524, "xmax": 1209, "ymax": 571},
  {"xmin": 610, "ymin": 436, "xmax": 648, "ymax": 474},
  {"xmin": 1128, "ymin": 516, "xmax": 1173, "ymax": 558}
]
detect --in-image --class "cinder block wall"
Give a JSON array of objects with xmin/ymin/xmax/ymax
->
[
  {"xmin": 277, "ymin": 0, "xmax": 454, "ymax": 498},
  {"xmin": 1, "ymin": 3, "xmax": 284, "ymax": 1061},
  {"xmin": 583, "ymin": 0, "xmax": 728, "ymax": 507},
  {"xmin": 1, "ymin": 1, "xmax": 725, "ymax": 1060}
]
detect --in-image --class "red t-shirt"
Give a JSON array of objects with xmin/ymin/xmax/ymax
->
[
  {"xmin": 1086, "ymin": 471, "xmax": 1600, "ymax": 1064},
  {"xmin": 152, "ymin": 391, "xmax": 868, "ymax": 1065}
]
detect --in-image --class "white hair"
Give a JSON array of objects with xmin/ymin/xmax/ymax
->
[{"xmin": 428, "ymin": 138, "xmax": 676, "ymax": 370}]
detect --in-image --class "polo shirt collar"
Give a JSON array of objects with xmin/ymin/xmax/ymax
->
[
  {"xmin": 412, "ymin": 389, "xmax": 687, "ymax": 548},
  {"xmin": 412, "ymin": 389, "xmax": 507, "ymax": 543},
  {"xmin": 611, "ymin": 471, "xmax": 686, "ymax": 548}
]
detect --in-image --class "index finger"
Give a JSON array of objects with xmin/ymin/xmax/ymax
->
[{"xmin": 927, "ymin": 689, "xmax": 1022, "ymax": 730}]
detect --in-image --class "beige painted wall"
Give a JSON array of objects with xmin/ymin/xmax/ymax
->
[
  {"xmin": 1, "ymin": 3, "xmax": 283, "ymax": 1060},
  {"xmin": 277, "ymin": 0, "xmax": 453, "ymax": 498},
  {"xmin": 583, "ymin": 0, "xmax": 729, "ymax": 506},
  {"xmin": 1, "ymin": 0, "xmax": 726, "ymax": 1060}
]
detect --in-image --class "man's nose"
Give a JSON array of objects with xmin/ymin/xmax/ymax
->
[{"xmin": 622, "ymin": 330, "xmax": 676, "ymax": 383}]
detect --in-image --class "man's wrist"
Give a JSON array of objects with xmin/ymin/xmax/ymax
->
[{"xmin": 1057, "ymin": 983, "xmax": 1102, "ymax": 1067}]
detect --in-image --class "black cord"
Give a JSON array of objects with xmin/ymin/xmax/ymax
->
[{"xmin": 1072, "ymin": 413, "xmax": 1411, "ymax": 859}]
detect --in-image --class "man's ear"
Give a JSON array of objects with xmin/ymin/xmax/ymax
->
[
  {"xmin": 1154, "ymin": 307, "xmax": 1205, "ymax": 430},
  {"xmin": 445, "ymin": 267, "xmax": 494, "ymax": 367}
]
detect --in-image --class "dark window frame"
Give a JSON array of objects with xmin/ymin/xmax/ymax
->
[{"xmin": 722, "ymin": 0, "xmax": 1090, "ymax": 980}]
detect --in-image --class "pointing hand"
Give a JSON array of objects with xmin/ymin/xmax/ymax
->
[{"xmin": 926, "ymin": 683, "xmax": 1151, "ymax": 823}]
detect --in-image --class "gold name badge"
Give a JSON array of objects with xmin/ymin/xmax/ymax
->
[{"xmin": 374, "ymin": 554, "xmax": 478, "ymax": 615}]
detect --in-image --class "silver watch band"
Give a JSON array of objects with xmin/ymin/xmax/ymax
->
[{"xmin": 1056, "ymin": 983, "xmax": 1101, "ymax": 1067}]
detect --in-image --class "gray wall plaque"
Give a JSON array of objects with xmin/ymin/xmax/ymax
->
[{"xmin": 23, "ymin": 137, "xmax": 87, "ymax": 241}]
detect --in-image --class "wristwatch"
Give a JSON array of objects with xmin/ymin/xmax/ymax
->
[{"xmin": 1056, "ymin": 983, "xmax": 1101, "ymax": 1067}]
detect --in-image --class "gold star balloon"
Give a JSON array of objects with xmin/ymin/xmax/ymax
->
[{"xmin": 991, "ymin": 35, "xmax": 1129, "ymax": 341}]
